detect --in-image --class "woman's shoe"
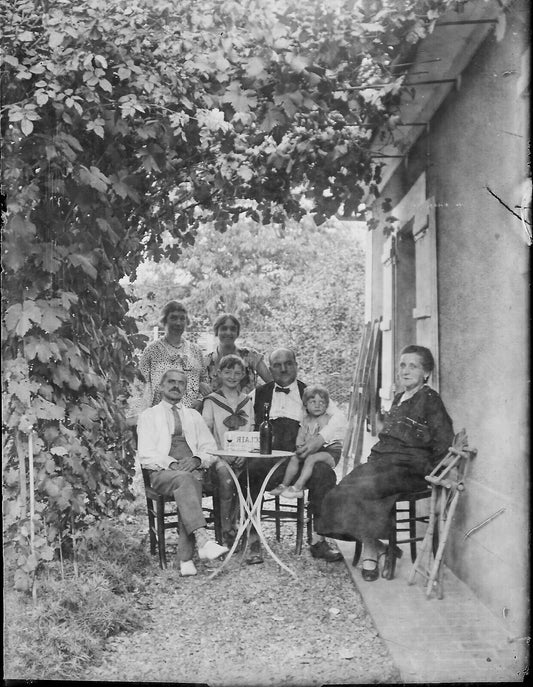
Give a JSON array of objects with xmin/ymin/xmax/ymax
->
[{"xmin": 361, "ymin": 558, "xmax": 379, "ymax": 581}]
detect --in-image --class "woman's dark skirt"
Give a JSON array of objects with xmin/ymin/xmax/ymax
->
[{"xmin": 317, "ymin": 452, "xmax": 432, "ymax": 541}]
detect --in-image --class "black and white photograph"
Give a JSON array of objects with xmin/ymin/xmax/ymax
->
[{"xmin": 2, "ymin": 0, "xmax": 529, "ymax": 683}]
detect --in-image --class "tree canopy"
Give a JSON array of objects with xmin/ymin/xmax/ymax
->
[
  {"xmin": 127, "ymin": 218, "xmax": 366, "ymax": 402},
  {"xmin": 2, "ymin": 0, "xmax": 457, "ymax": 589}
]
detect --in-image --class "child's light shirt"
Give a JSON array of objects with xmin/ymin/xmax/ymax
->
[{"xmin": 296, "ymin": 408, "xmax": 348, "ymax": 447}]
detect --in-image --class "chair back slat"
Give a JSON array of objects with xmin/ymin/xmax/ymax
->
[{"xmin": 141, "ymin": 467, "xmax": 152, "ymax": 489}]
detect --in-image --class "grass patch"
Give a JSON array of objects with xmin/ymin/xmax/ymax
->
[{"xmin": 4, "ymin": 520, "xmax": 153, "ymax": 680}]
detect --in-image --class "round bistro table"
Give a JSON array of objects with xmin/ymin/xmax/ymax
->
[{"xmin": 207, "ymin": 449, "xmax": 296, "ymax": 580}]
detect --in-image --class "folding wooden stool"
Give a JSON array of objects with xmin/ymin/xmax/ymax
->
[{"xmin": 407, "ymin": 429, "xmax": 477, "ymax": 598}]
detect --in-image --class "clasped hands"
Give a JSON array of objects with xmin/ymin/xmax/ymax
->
[
  {"xmin": 225, "ymin": 455, "xmax": 246, "ymax": 470},
  {"xmin": 295, "ymin": 435, "xmax": 325, "ymax": 459}
]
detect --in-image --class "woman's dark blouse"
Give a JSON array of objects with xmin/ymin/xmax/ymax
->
[{"xmin": 372, "ymin": 385, "xmax": 454, "ymax": 466}]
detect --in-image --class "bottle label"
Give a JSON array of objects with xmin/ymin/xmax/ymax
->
[{"xmin": 224, "ymin": 431, "xmax": 260, "ymax": 451}]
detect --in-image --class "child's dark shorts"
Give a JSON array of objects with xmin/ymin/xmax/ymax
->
[{"xmin": 323, "ymin": 441, "xmax": 342, "ymax": 466}]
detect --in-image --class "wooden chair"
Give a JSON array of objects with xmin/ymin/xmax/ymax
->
[
  {"xmin": 352, "ymin": 487, "xmax": 433, "ymax": 578},
  {"xmin": 261, "ymin": 494, "xmax": 312, "ymax": 554},
  {"xmin": 142, "ymin": 468, "xmax": 222, "ymax": 569}
]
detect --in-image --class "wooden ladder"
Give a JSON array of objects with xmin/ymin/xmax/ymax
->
[
  {"xmin": 340, "ymin": 319, "xmax": 381, "ymax": 476},
  {"xmin": 407, "ymin": 429, "xmax": 477, "ymax": 598}
]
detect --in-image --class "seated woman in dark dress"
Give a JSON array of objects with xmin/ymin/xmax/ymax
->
[{"xmin": 317, "ymin": 345, "xmax": 454, "ymax": 581}]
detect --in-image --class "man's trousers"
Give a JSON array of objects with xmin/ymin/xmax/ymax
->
[{"xmin": 150, "ymin": 469, "xmax": 206, "ymax": 562}]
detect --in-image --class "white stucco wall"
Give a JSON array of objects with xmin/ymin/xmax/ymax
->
[{"xmin": 366, "ymin": 6, "xmax": 529, "ymax": 635}]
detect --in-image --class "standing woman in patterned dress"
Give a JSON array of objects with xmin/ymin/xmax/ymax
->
[{"xmin": 139, "ymin": 301, "xmax": 210, "ymax": 411}]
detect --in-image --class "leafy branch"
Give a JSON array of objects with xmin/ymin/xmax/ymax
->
[{"xmin": 2, "ymin": 0, "xmax": 459, "ymax": 591}]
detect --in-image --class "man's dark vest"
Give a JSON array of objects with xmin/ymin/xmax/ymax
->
[{"xmin": 254, "ymin": 380, "xmax": 307, "ymax": 452}]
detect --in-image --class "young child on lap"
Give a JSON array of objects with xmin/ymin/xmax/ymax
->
[{"xmin": 270, "ymin": 384, "xmax": 344, "ymax": 499}]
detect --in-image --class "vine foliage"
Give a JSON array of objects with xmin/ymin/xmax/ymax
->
[{"xmin": 1, "ymin": 0, "xmax": 455, "ymax": 589}]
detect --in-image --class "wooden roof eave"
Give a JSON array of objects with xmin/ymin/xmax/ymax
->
[{"xmin": 367, "ymin": 0, "xmax": 510, "ymax": 197}]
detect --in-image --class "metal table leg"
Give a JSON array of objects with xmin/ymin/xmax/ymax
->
[{"xmin": 208, "ymin": 459, "xmax": 298, "ymax": 580}]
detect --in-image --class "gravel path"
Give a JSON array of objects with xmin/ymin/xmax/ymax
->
[{"xmin": 82, "ymin": 518, "xmax": 400, "ymax": 686}]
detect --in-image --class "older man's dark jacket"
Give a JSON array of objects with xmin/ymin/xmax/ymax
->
[{"xmin": 247, "ymin": 380, "xmax": 336, "ymax": 520}]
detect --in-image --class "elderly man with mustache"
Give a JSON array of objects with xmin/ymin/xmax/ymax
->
[{"xmin": 137, "ymin": 368, "xmax": 228, "ymax": 576}]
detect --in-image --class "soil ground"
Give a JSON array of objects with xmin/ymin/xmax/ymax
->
[{"xmin": 81, "ymin": 515, "xmax": 400, "ymax": 686}]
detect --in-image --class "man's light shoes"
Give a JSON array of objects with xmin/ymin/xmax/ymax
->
[
  {"xmin": 180, "ymin": 540, "xmax": 228, "ymax": 575},
  {"xmin": 180, "ymin": 560, "xmax": 198, "ymax": 576},
  {"xmin": 197, "ymin": 540, "xmax": 229, "ymax": 561}
]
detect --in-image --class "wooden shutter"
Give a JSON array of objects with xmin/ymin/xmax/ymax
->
[
  {"xmin": 412, "ymin": 197, "xmax": 439, "ymax": 389},
  {"xmin": 379, "ymin": 235, "xmax": 395, "ymax": 408},
  {"xmin": 364, "ymin": 228, "xmax": 373, "ymax": 324}
]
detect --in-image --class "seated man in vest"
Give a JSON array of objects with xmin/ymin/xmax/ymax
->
[
  {"xmin": 137, "ymin": 368, "xmax": 228, "ymax": 576},
  {"xmin": 246, "ymin": 347, "xmax": 344, "ymax": 564}
]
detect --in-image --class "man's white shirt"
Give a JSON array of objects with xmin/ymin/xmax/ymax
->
[
  {"xmin": 269, "ymin": 380, "xmax": 304, "ymax": 422},
  {"xmin": 137, "ymin": 400, "xmax": 217, "ymax": 471}
]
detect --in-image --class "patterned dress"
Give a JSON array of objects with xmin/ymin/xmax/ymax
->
[
  {"xmin": 139, "ymin": 338, "xmax": 208, "ymax": 409},
  {"xmin": 205, "ymin": 346, "xmax": 267, "ymax": 395}
]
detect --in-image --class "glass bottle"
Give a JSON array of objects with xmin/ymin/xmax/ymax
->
[{"xmin": 259, "ymin": 402, "xmax": 273, "ymax": 454}]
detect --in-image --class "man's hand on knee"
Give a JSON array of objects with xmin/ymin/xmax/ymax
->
[{"xmin": 170, "ymin": 456, "xmax": 202, "ymax": 472}]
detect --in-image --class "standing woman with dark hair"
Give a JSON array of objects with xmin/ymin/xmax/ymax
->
[
  {"xmin": 318, "ymin": 345, "xmax": 454, "ymax": 581},
  {"xmin": 205, "ymin": 313, "xmax": 272, "ymax": 394},
  {"xmin": 139, "ymin": 301, "xmax": 209, "ymax": 410}
]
